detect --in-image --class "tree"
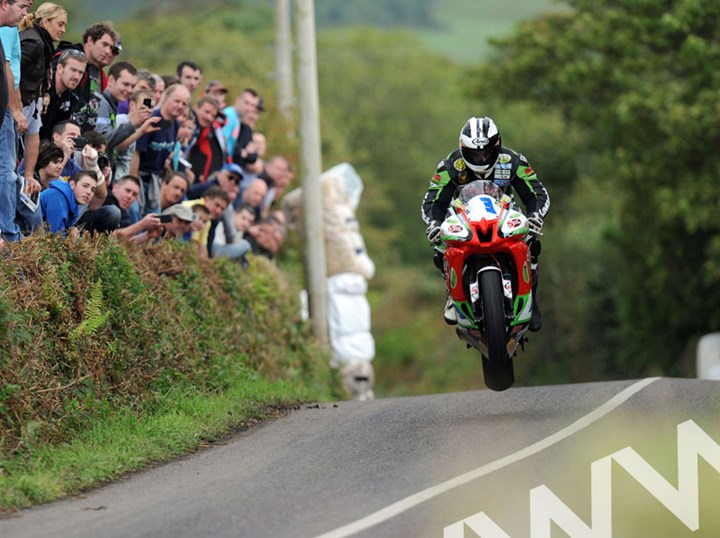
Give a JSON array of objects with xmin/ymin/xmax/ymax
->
[{"xmin": 474, "ymin": 0, "xmax": 720, "ymax": 375}]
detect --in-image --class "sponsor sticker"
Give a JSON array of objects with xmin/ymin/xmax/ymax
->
[
  {"xmin": 459, "ymin": 172, "xmax": 469, "ymax": 184},
  {"xmin": 432, "ymin": 173, "xmax": 442, "ymax": 183},
  {"xmin": 495, "ymin": 170, "xmax": 511, "ymax": 180},
  {"xmin": 453, "ymin": 159, "xmax": 466, "ymax": 171},
  {"xmin": 496, "ymin": 163, "xmax": 512, "ymax": 169},
  {"xmin": 448, "ymin": 224, "xmax": 464, "ymax": 234},
  {"xmin": 524, "ymin": 166, "xmax": 535, "ymax": 176},
  {"xmin": 497, "ymin": 153, "xmax": 512, "ymax": 164}
]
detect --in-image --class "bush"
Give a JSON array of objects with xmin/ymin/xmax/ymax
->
[{"xmin": 0, "ymin": 234, "xmax": 330, "ymax": 457}]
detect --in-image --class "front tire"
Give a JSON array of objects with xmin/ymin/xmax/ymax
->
[{"xmin": 478, "ymin": 270, "xmax": 514, "ymax": 391}]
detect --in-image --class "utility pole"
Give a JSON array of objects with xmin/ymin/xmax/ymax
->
[
  {"xmin": 275, "ymin": 0, "xmax": 294, "ymax": 119},
  {"xmin": 295, "ymin": 0, "xmax": 328, "ymax": 344}
]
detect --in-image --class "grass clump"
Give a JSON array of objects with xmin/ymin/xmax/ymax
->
[{"xmin": 0, "ymin": 234, "xmax": 333, "ymax": 511}]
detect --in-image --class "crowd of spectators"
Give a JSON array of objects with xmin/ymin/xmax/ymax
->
[{"xmin": 0, "ymin": 2, "xmax": 291, "ymax": 265}]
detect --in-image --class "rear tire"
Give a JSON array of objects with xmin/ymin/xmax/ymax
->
[{"xmin": 478, "ymin": 270, "xmax": 514, "ymax": 391}]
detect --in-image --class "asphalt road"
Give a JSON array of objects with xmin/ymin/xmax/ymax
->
[{"xmin": 2, "ymin": 377, "xmax": 720, "ymax": 538}]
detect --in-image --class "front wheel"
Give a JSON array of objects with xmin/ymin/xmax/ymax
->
[{"xmin": 478, "ymin": 270, "xmax": 514, "ymax": 391}]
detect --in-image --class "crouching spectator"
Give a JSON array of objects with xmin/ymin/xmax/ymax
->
[{"xmin": 40, "ymin": 170, "xmax": 98, "ymax": 236}]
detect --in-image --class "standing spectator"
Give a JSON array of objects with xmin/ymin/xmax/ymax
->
[
  {"xmin": 242, "ymin": 131, "xmax": 266, "ymax": 180},
  {"xmin": 169, "ymin": 111, "xmax": 195, "ymax": 178},
  {"xmin": 56, "ymin": 21, "xmax": 118, "ymax": 133},
  {"xmin": 235, "ymin": 176, "xmax": 267, "ymax": 220},
  {"xmin": 176, "ymin": 60, "xmax": 201, "ymax": 97},
  {"xmin": 186, "ymin": 95, "xmax": 225, "ymax": 183},
  {"xmin": 116, "ymin": 67, "xmax": 154, "ymax": 115},
  {"xmin": 39, "ymin": 169, "xmax": 97, "ymax": 235},
  {"xmin": 130, "ymin": 83, "xmax": 190, "ymax": 215},
  {"xmin": 222, "ymin": 87, "xmax": 260, "ymax": 168},
  {"xmin": 113, "ymin": 88, "xmax": 158, "ymax": 178},
  {"xmin": 18, "ymin": 2, "xmax": 66, "ymax": 190},
  {"xmin": 259, "ymin": 155, "xmax": 294, "ymax": 218},
  {"xmin": 0, "ymin": 0, "xmax": 34, "ymax": 243},
  {"xmin": 204, "ymin": 79, "xmax": 228, "ymax": 109},
  {"xmin": 95, "ymin": 60, "xmax": 146, "ymax": 152},
  {"xmin": 39, "ymin": 47, "xmax": 85, "ymax": 140}
]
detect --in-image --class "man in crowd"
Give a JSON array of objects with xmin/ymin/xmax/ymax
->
[
  {"xmin": 39, "ymin": 48, "xmax": 86, "ymax": 140},
  {"xmin": 96, "ymin": 60, "xmax": 154, "ymax": 153},
  {"xmin": 222, "ymin": 87, "xmax": 260, "ymax": 168},
  {"xmin": 57, "ymin": 22, "xmax": 119, "ymax": 133},
  {"xmin": 130, "ymin": 83, "xmax": 190, "ymax": 215},
  {"xmin": 176, "ymin": 60, "xmax": 202, "ymax": 97},
  {"xmin": 186, "ymin": 95, "xmax": 225, "ymax": 183},
  {"xmin": 104, "ymin": 174, "xmax": 162, "ymax": 239},
  {"xmin": 159, "ymin": 170, "xmax": 189, "ymax": 212},
  {"xmin": 0, "ymin": 0, "xmax": 34, "ymax": 242}
]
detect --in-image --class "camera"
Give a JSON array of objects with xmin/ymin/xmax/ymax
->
[
  {"xmin": 97, "ymin": 153, "xmax": 109, "ymax": 169},
  {"xmin": 143, "ymin": 97, "xmax": 153, "ymax": 108},
  {"xmin": 71, "ymin": 136, "xmax": 86, "ymax": 150},
  {"xmin": 158, "ymin": 214, "xmax": 173, "ymax": 223}
]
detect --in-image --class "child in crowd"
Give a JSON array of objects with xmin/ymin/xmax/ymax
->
[
  {"xmin": 190, "ymin": 204, "xmax": 211, "ymax": 233},
  {"xmin": 40, "ymin": 170, "xmax": 99, "ymax": 235}
]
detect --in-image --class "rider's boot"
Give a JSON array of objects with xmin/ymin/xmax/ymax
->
[
  {"xmin": 529, "ymin": 267, "xmax": 542, "ymax": 332},
  {"xmin": 444, "ymin": 291, "xmax": 458, "ymax": 325}
]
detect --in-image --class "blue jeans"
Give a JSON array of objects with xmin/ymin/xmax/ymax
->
[{"xmin": 0, "ymin": 109, "xmax": 19, "ymax": 242}]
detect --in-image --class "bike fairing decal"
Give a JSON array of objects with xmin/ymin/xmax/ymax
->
[{"xmin": 512, "ymin": 292, "xmax": 532, "ymax": 325}]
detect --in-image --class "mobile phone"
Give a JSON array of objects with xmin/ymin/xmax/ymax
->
[
  {"xmin": 143, "ymin": 98, "xmax": 153, "ymax": 108},
  {"xmin": 158, "ymin": 214, "xmax": 173, "ymax": 223},
  {"xmin": 71, "ymin": 136, "xmax": 86, "ymax": 149}
]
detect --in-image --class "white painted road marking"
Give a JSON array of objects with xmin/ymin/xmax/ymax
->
[{"xmin": 312, "ymin": 377, "xmax": 660, "ymax": 538}]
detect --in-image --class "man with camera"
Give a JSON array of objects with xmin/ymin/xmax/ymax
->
[
  {"xmin": 35, "ymin": 119, "xmax": 120, "ymax": 234},
  {"xmin": 96, "ymin": 61, "xmax": 158, "ymax": 155}
]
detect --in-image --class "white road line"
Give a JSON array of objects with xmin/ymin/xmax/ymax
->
[{"xmin": 313, "ymin": 377, "xmax": 660, "ymax": 538}]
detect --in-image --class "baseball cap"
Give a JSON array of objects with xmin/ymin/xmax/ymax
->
[
  {"xmin": 222, "ymin": 162, "xmax": 244, "ymax": 179},
  {"xmin": 206, "ymin": 80, "xmax": 228, "ymax": 94},
  {"xmin": 162, "ymin": 204, "xmax": 197, "ymax": 223}
]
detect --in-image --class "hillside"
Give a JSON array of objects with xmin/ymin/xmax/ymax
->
[{"xmin": 62, "ymin": 0, "xmax": 565, "ymax": 64}]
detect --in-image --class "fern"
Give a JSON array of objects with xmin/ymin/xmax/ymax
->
[{"xmin": 69, "ymin": 279, "xmax": 110, "ymax": 344}]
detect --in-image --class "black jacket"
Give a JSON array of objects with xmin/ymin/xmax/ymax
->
[
  {"xmin": 421, "ymin": 147, "xmax": 550, "ymax": 225},
  {"xmin": 19, "ymin": 25, "xmax": 54, "ymax": 106}
]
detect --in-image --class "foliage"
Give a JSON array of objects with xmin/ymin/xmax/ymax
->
[
  {"xmin": 475, "ymin": 0, "xmax": 720, "ymax": 375},
  {"xmin": 316, "ymin": 28, "xmax": 477, "ymax": 268},
  {"xmin": 314, "ymin": 0, "xmax": 435, "ymax": 28},
  {"xmin": 0, "ymin": 234, "xmax": 331, "ymax": 458}
]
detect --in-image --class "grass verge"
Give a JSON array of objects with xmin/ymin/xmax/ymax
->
[
  {"xmin": 0, "ymin": 374, "xmax": 327, "ymax": 512},
  {"xmin": 0, "ymin": 234, "xmax": 336, "ymax": 512}
]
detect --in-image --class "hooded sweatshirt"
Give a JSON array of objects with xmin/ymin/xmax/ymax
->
[{"xmin": 40, "ymin": 179, "xmax": 78, "ymax": 234}]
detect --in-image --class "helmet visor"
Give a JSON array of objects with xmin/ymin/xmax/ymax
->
[{"xmin": 461, "ymin": 145, "xmax": 499, "ymax": 168}]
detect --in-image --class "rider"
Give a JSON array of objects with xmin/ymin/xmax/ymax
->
[{"xmin": 421, "ymin": 116, "xmax": 550, "ymax": 331}]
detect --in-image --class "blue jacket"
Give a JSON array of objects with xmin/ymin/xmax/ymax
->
[{"xmin": 40, "ymin": 179, "xmax": 78, "ymax": 233}]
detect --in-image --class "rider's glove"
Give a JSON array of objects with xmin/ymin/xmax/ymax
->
[
  {"xmin": 426, "ymin": 221, "xmax": 442, "ymax": 244},
  {"xmin": 527, "ymin": 211, "xmax": 544, "ymax": 236}
]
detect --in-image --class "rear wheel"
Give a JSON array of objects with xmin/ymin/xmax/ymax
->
[{"xmin": 478, "ymin": 270, "xmax": 514, "ymax": 391}]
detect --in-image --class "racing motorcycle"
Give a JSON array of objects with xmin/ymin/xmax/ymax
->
[{"xmin": 436, "ymin": 180, "xmax": 535, "ymax": 391}]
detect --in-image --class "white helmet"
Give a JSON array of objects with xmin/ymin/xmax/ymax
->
[{"xmin": 459, "ymin": 116, "xmax": 501, "ymax": 178}]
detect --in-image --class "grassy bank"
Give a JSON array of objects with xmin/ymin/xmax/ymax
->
[{"xmin": 0, "ymin": 234, "xmax": 334, "ymax": 511}]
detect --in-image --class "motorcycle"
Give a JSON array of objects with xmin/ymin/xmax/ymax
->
[{"xmin": 436, "ymin": 180, "xmax": 535, "ymax": 391}]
